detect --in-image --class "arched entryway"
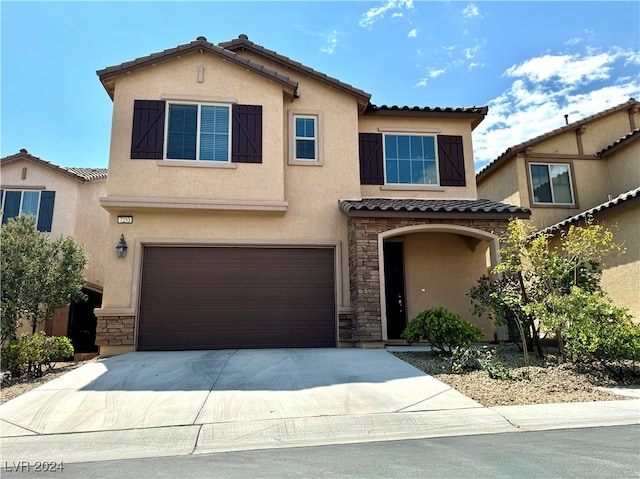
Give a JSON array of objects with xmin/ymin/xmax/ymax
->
[{"xmin": 378, "ymin": 224, "xmax": 500, "ymax": 341}]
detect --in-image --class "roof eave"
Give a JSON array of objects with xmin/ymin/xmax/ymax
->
[{"xmin": 97, "ymin": 40, "xmax": 298, "ymax": 100}]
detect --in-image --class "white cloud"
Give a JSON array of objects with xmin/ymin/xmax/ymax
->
[
  {"xmin": 429, "ymin": 68, "xmax": 447, "ymax": 78},
  {"xmin": 565, "ymin": 37, "xmax": 582, "ymax": 46},
  {"xmin": 464, "ymin": 43, "xmax": 482, "ymax": 60},
  {"xmin": 320, "ymin": 30, "xmax": 339, "ymax": 55},
  {"xmin": 408, "ymin": 28, "xmax": 418, "ymax": 38},
  {"xmin": 462, "ymin": 3, "xmax": 480, "ymax": 18},
  {"xmin": 473, "ymin": 48, "xmax": 640, "ymax": 170},
  {"xmin": 415, "ymin": 78, "xmax": 428, "ymax": 87},
  {"xmin": 359, "ymin": 0, "xmax": 414, "ymax": 27}
]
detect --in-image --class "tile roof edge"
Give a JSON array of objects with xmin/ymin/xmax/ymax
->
[
  {"xmin": 1, "ymin": 151, "xmax": 107, "ymax": 182},
  {"xmin": 477, "ymin": 98, "xmax": 639, "ymax": 181},
  {"xmin": 219, "ymin": 36, "xmax": 371, "ymax": 103},
  {"xmin": 96, "ymin": 37, "xmax": 299, "ymax": 98},
  {"xmin": 597, "ymin": 128, "xmax": 640, "ymax": 157},
  {"xmin": 537, "ymin": 187, "xmax": 640, "ymax": 235}
]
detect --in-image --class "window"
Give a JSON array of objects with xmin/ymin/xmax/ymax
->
[
  {"xmin": 384, "ymin": 134, "xmax": 438, "ymax": 185},
  {"xmin": 294, "ymin": 116, "xmax": 317, "ymax": 160},
  {"xmin": 131, "ymin": 100, "xmax": 262, "ymax": 163},
  {"xmin": 289, "ymin": 111, "xmax": 322, "ymax": 165},
  {"xmin": 0, "ymin": 190, "xmax": 56, "ymax": 232},
  {"xmin": 359, "ymin": 133, "xmax": 465, "ymax": 186},
  {"xmin": 166, "ymin": 103, "xmax": 230, "ymax": 161},
  {"xmin": 529, "ymin": 163, "xmax": 574, "ymax": 205}
]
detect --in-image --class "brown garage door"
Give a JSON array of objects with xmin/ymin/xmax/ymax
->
[{"xmin": 138, "ymin": 247, "xmax": 336, "ymax": 350}]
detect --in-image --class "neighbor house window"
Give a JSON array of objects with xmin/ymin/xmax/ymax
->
[
  {"xmin": 529, "ymin": 163, "xmax": 574, "ymax": 205},
  {"xmin": 289, "ymin": 111, "xmax": 322, "ymax": 165},
  {"xmin": 384, "ymin": 134, "xmax": 438, "ymax": 185},
  {"xmin": 166, "ymin": 103, "xmax": 230, "ymax": 161},
  {"xmin": 0, "ymin": 189, "xmax": 56, "ymax": 232}
]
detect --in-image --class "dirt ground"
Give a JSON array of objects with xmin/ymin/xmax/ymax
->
[
  {"xmin": 2, "ymin": 345, "xmax": 638, "ymax": 407},
  {"xmin": 394, "ymin": 343, "xmax": 639, "ymax": 407}
]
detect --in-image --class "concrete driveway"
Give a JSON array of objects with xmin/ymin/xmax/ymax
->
[{"xmin": 0, "ymin": 348, "xmax": 503, "ymax": 462}]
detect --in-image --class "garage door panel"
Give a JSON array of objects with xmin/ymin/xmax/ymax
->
[{"xmin": 138, "ymin": 247, "xmax": 336, "ymax": 350}]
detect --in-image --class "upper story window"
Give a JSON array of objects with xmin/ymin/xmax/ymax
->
[
  {"xmin": 529, "ymin": 163, "xmax": 574, "ymax": 205},
  {"xmin": 289, "ymin": 111, "xmax": 322, "ymax": 165},
  {"xmin": 166, "ymin": 103, "xmax": 230, "ymax": 161},
  {"xmin": 384, "ymin": 134, "xmax": 437, "ymax": 185},
  {"xmin": 0, "ymin": 189, "xmax": 56, "ymax": 232},
  {"xmin": 359, "ymin": 133, "xmax": 465, "ymax": 187},
  {"xmin": 294, "ymin": 116, "xmax": 317, "ymax": 160},
  {"xmin": 131, "ymin": 100, "xmax": 262, "ymax": 164}
]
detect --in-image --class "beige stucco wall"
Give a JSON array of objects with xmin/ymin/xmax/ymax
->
[
  {"xmin": 598, "ymin": 204, "xmax": 640, "ymax": 321},
  {"xmin": 358, "ymin": 116, "xmax": 478, "ymax": 200},
  {"xmin": 477, "ymin": 158, "xmax": 521, "ymax": 206},
  {"xmin": 74, "ymin": 180, "xmax": 108, "ymax": 288},
  {"xmin": 107, "ymin": 52, "xmax": 286, "ymax": 202},
  {"xmin": 402, "ymin": 232, "xmax": 494, "ymax": 339},
  {"xmin": 606, "ymin": 140, "xmax": 640, "ymax": 197}
]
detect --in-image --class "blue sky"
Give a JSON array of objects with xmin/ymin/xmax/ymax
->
[{"xmin": 2, "ymin": 1, "xmax": 639, "ymax": 170}]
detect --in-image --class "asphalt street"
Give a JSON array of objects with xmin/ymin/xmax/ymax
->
[{"xmin": 2, "ymin": 425, "xmax": 638, "ymax": 479}]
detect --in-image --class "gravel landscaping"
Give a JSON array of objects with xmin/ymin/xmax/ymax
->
[{"xmin": 394, "ymin": 343, "xmax": 640, "ymax": 407}]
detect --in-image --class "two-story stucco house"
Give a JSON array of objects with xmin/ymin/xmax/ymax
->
[
  {"xmin": 94, "ymin": 35, "xmax": 529, "ymax": 356},
  {"xmin": 0, "ymin": 150, "xmax": 109, "ymax": 352},
  {"xmin": 477, "ymin": 99, "xmax": 640, "ymax": 320}
]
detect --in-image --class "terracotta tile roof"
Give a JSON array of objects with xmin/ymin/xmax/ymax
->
[
  {"xmin": 597, "ymin": 128, "xmax": 640, "ymax": 157},
  {"xmin": 1, "ymin": 150, "xmax": 107, "ymax": 182},
  {"xmin": 339, "ymin": 198, "xmax": 530, "ymax": 218},
  {"xmin": 96, "ymin": 36, "xmax": 299, "ymax": 99},
  {"xmin": 537, "ymin": 187, "xmax": 640, "ymax": 236},
  {"xmin": 365, "ymin": 104, "xmax": 488, "ymax": 129},
  {"xmin": 477, "ymin": 98, "xmax": 640, "ymax": 181},
  {"xmin": 219, "ymin": 34, "xmax": 371, "ymax": 106}
]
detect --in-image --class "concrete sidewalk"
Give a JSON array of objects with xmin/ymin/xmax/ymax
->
[{"xmin": 1, "ymin": 349, "xmax": 638, "ymax": 464}]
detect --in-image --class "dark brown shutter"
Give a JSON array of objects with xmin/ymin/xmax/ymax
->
[
  {"xmin": 359, "ymin": 133, "xmax": 384, "ymax": 185},
  {"xmin": 131, "ymin": 100, "xmax": 166, "ymax": 159},
  {"xmin": 232, "ymin": 105, "xmax": 262, "ymax": 163},
  {"xmin": 437, "ymin": 135, "xmax": 466, "ymax": 186},
  {"xmin": 37, "ymin": 191, "xmax": 55, "ymax": 232}
]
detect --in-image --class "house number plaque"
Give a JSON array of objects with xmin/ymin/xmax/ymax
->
[{"xmin": 117, "ymin": 215, "xmax": 133, "ymax": 224}]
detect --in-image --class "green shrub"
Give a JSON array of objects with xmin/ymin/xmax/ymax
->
[
  {"xmin": 402, "ymin": 307, "xmax": 483, "ymax": 354},
  {"xmin": 2, "ymin": 332, "xmax": 74, "ymax": 378},
  {"xmin": 536, "ymin": 287, "xmax": 640, "ymax": 363}
]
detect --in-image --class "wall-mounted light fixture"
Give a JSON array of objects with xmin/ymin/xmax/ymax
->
[{"xmin": 116, "ymin": 234, "xmax": 128, "ymax": 258}]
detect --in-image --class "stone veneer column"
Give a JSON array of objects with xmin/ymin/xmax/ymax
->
[{"xmin": 95, "ymin": 315, "xmax": 135, "ymax": 347}]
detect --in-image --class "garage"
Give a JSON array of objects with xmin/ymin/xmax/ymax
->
[{"xmin": 137, "ymin": 246, "xmax": 336, "ymax": 350}]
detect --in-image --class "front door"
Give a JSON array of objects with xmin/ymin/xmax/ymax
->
[{"xmin": 383, "ymin": 241, "xmax": 407, "ymax": 339}]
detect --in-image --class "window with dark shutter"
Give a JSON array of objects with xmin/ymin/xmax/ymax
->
[
  {"xmin": 131, "ymin": 100, "xmax": 166, "ymax": 159},
  {"xmin": 232, "ymin": 105, "xmax": 262, "ymax": 164},
  {"xmin": 36, "ymin": 191, "xmax": 55, "ymax": 232},
  {"xmin": 437, "ymin": 135, "xmax": 466, "ymax": 186},
  {"xmin": 2, "ymin": 191, "xmax": 21, "ymax": 224},
  {"xmin": 359, "ymin": 133, "xmax": 384, "ymax": 185}
]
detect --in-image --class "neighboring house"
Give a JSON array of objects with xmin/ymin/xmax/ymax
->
[
  {"xmin": 477, "ymin": 99, "xmax": 640, "ymax": 320},
  {"xmin": 94, "ymin": 35, "xmax": 529, "ymax": 356},
  {"xmin": 0, "ymin": 150, "xmax": 109, "ymax": 352}
]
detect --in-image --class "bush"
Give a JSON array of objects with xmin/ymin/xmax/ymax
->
[
  {"xmin": 451, "ymin": 346, "xmax": 515, "ymax": 380},
  {"xmin": 539, "ymin": 287, "xmax": 640, "ymax": 364},
  {"xmin": 2, "ymin": 332, "xmax": 74, "ymax": 378},
  {"xmin": 402, "ymin": 307, "xmax": 483, "ymax": 354}
]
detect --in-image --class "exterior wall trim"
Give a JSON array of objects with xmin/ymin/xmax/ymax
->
[
  {"xmin": 100, "ymin": 196, "xmax": 288, "ymax": 212},
  {"xmin": 377, "ymin": 224, "xmax": 500, "ymax": 340}
]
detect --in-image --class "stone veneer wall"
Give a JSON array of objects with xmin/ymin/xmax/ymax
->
[
  {"xmin": 347, "ymin": 217, "xmax": 509, "ymax": 343},
  {"xmin": 95, "ymin": 316, "xmax": 135, "ymax": 347}
]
